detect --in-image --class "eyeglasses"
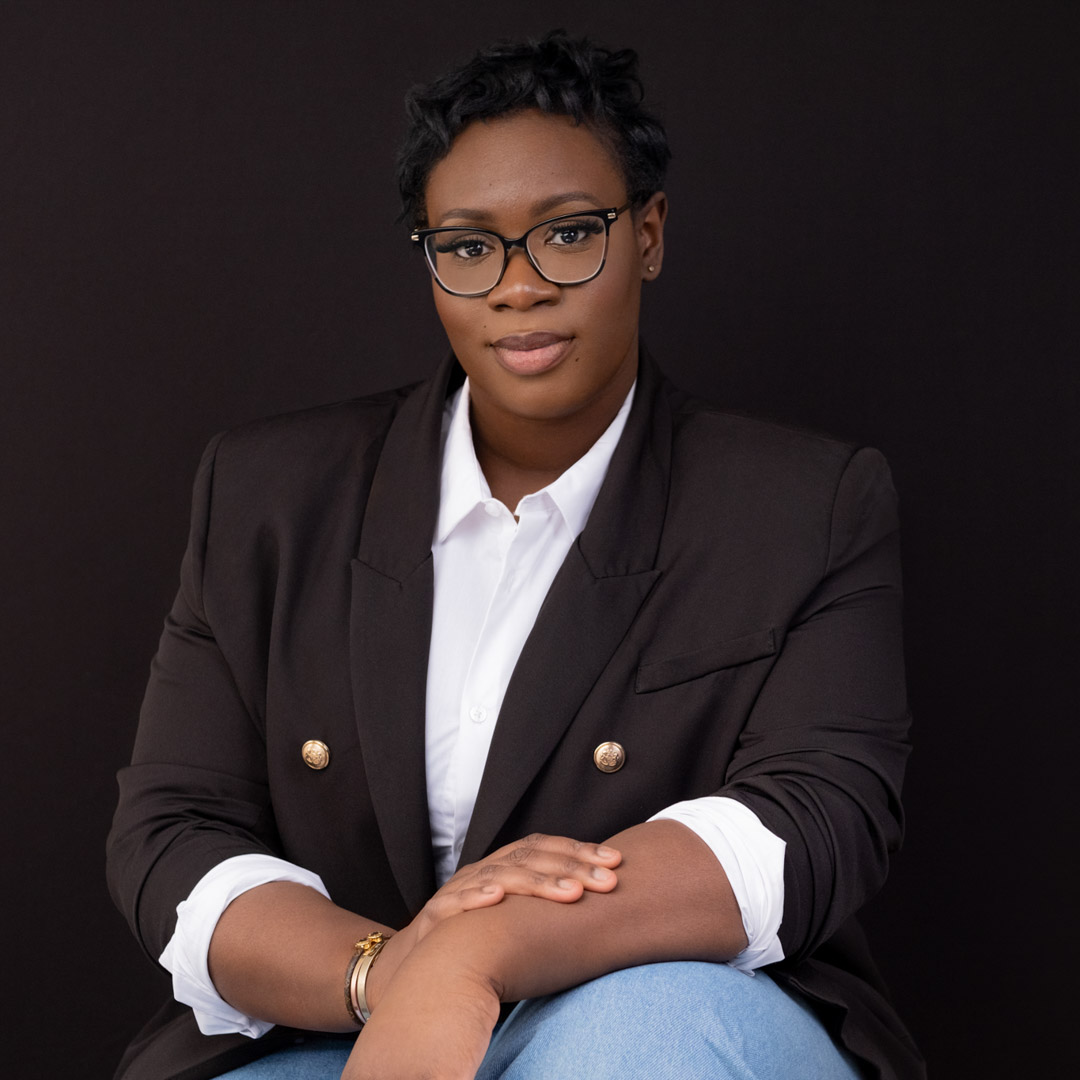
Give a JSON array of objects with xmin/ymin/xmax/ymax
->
[{"xmin": 411, "ymin": 203, "xmax": 632, "ymax": 297}]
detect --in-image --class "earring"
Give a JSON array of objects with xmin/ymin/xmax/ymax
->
[{"xmin": 647, "ymin": 265, "xmax": 656, "ymax": 273}]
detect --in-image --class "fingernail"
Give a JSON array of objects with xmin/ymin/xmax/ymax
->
[
  {"xmin": 481, "ymin": 884, "xmax": 498, "ymax": 894},
  {"xmin": 596, "ymin": 846, "xmax": 616, "ymax": 857},
  {"xmin": 556, "ymin": 878, "xmax": 576, "ymax": 890},
  {"xmin": 591, "ymin": 866, "xmax": 613, "ymax": 880}
]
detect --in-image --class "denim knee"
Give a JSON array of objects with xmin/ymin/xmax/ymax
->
[{"xmin": 477, "ymin": 961, "xmax": 861, "ymax": 1080}]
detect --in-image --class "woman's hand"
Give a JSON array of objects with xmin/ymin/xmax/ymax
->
[
  {"xmin": 366, "ymin": 833, "xmax": 620, "ymax": 1009},
  {"xmin": 418, "ymin": 832, "xmax": 621, "ymax": 934}
]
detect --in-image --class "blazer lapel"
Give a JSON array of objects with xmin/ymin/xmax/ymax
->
[
  {"xmin": 459, "ymin": 350, "xmax": 673, "ymax": 866},
  {"xmin": 349, "ymin": 355, "xmax": 460, "ymax": 915}
]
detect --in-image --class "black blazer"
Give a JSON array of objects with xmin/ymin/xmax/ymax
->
[{"xmin": 107, "ymin": 351, "xmax": 924, "ymax": 1079}]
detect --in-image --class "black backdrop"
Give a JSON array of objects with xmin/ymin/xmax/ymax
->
[{"xmin": 2, "ymin": 2, "xmax": 1076, "ymax": 1076}]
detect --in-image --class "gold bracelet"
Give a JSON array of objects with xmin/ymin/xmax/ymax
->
[
  {"xmin": 343, "ymin": 949, "xmax": 364, "ymax": 1026},
  {"xmin": 346, "ymin": 932, "xmax": 390, "ymax": 1026}
]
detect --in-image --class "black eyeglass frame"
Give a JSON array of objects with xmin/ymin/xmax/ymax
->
[{"xmin": 411, "ymin": 203, "xmax": 633, "ymax": 297}]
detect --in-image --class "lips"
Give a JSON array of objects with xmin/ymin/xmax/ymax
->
[{"xmin": 490, "ymin": 331, "xmax": 574, "ymax": 375}]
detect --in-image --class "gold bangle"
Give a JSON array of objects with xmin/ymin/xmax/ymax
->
[
  {"xmin": 343, "ymin": 949, "xmax": 364, "ymax": 1026},
  {"xmin": 346, "ymin": 932, "xmax": 390, "ymax": 1026}
]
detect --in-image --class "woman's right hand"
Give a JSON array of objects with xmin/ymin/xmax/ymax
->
[
  {"xmin": 365, "ymin": 832, "xmax": 620, "ymax": 1010},
  {"xmin": 418, "ymin": 831, "xmax": 622, "ymax": 932}
]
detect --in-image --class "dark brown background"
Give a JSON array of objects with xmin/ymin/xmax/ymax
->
[{"xmin": 2, "ymin": 2, "xmax": 1075, "ymax": 1076}]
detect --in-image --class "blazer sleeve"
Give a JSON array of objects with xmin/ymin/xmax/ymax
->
[
  {"xmin": 720, "ymin": 446, "xmax": 910, "ymax": 965},
  {"xmin": 106, "ymin": 433, "xmax": 283, "ymax": 964}
]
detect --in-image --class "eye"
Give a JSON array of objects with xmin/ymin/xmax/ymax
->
[
  {"xmin": 545, "ymin": 218, "xmax": 604, "ymax": 247},
  {"xmin": 433, "ymin": 233, "xmax": 497, "ymax": 261}
]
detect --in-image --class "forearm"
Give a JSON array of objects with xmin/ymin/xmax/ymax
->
[
  {"xmin": 204, "ymin": 819, "xmax": 744, "ymax": 1034},
  {"xmin": 377, "ymin": 819, "xmax": 747, "ymax": 1009},
  {"xmin": 208, "ymin": 881, "xmax": 389, "ymax": 1032},
  {"xmin": 205, "ymin": 831, "xmax": 627, "ymax": 1033}
]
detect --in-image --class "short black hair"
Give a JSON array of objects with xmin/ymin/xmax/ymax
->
[{"xmin": 397, "ymin": 30, "xmax": 671, "ymax": 228}]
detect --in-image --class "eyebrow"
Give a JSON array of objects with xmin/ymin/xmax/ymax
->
[{"xmin": 437, "ymin": 191, "xmax": 607, "ymax": 227}]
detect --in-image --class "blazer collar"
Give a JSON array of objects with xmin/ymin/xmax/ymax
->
[
  {"xmin": 355, "ymin": 348, "xmax": 671, "ymax": 579},
  {"xmin": 354, "ymin": 352, "xmax": 462, "ymax": 582},
  {"xmin": 576, "ymin": 345, "xmax": 671, "ymax": 578}
]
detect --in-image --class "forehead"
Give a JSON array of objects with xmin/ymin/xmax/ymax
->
[{"xmin": 424, "ymin": 110, "xmax": 626, "ymax": 227}]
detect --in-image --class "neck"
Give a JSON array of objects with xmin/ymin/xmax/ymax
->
[{"xmin": 468, "ymin": 363, "xmax": 635, "ymax": 512}]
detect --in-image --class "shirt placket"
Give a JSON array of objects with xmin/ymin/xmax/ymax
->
[{"xmin": 449, "ymin": 499, "xmax": 520, "ymax": 864}]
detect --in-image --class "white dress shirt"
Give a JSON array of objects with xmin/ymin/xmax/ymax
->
[{"xmin": 161, "ymin": 378, "xmax": 786, "ymax": 1037}]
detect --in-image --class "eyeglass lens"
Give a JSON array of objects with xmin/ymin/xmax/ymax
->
[{"xmin": 425, "ymin": 213, "xmax": 609, "ymax": 295}]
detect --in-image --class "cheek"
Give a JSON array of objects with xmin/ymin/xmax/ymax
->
[
  {"xmin": 433, "ymin": 291, "xmax": 470, "ymax": 341},
  {"xmin": 585, "ymin": 267, "xmax": 640, "ymax": 342}
]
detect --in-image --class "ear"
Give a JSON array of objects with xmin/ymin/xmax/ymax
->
[{"xmin": 635, "ymin": 192, "xmax": 668, "ymax": 280}]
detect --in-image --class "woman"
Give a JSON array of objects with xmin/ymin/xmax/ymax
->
[{"xmin": 108, "ymin": 31, "xmax": 923, "ymax": 1080}]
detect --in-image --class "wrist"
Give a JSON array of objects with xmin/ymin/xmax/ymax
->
[
  {"xmin": 363, "ymin": 922, "xmax": 414, "ymax": 1013},
  {"xmin": 411, "ymin": 910, "xmax": 505, "ymax": 1001}
]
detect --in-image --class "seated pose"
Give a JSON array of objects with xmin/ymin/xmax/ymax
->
[{"xmin": 107, "ymin": 30, "xmax": 924, "ymax": 1080}]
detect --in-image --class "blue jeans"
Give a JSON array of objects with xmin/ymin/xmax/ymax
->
[{"xmin": 215, "ymin": 961, "xmax": 862, "ymax": 1079}]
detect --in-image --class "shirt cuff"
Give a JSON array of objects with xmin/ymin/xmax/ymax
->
[
  {"xmin": 649, "ymin": 796, "xmax": 786, "ymax": 972},
  {"xmin": 158, "ymin": 854, "xmax": 331, "ymax": 1038}
]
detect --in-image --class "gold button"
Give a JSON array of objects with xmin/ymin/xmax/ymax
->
[
  {"xmin": 593, "ymin": 741, "xmax": 625, "ymax": 773},
  {"xmin": 301, "ymin": 739, "xmax": 330, "ymax": 770}
]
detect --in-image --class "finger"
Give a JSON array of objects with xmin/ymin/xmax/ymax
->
[
  {"xmin": 444, "ymin": 836, "xmax": 620, "ymax": 892},
  {"xmin": 456, "ymin": 883, "xmax": 506, "ymax": 911},
  {"xmin": 488, "ymin": 833, "xmax": 622, "ymax": 869},
  {"xmin": 472, "ymin": 862, "xmax": 618, "ymax": 900},
  {"xmin": 476, "ymin": 849, "xmax": 620, "ymax": 893},
  {"xmin": 419, "ymin": 884, "xmax": 503, "ymax": 932},
  {"xmin": 454, "ymin": 876, "xmax": 586, "ymax": 908},
  {"xmin": 430, "ymin": 880, "xmax": 513, "ymax": 916}
]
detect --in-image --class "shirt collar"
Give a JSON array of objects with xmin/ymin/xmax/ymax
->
[
  {"xmin": 435, "ymin": 377, "xmax": 636, "ymax": 545},
  {"xmin": 435, "ymin": 379, "xmax": 493, "ymax": 543}
]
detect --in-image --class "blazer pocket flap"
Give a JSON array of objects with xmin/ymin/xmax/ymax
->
[{"xmin": 635, "ymin": 628, "xmax": 776, "ymax": 693}]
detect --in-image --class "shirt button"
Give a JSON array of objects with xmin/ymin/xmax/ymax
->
[
  {"xmin": 483, "ymin": 500, "xmax": 502, "ymax": 518},
  {"xmin": 469, "ymin": 705, "xmax": 488, "ymax": 723}
]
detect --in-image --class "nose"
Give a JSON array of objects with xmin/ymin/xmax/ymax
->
[{"xmin": 486, "ymin": 246, "xmax": 560, "ymax": 310}]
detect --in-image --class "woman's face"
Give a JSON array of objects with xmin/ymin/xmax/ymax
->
[{"xmin": 422, "ymin": 109, "xmax": 666, "ymax": 429}]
